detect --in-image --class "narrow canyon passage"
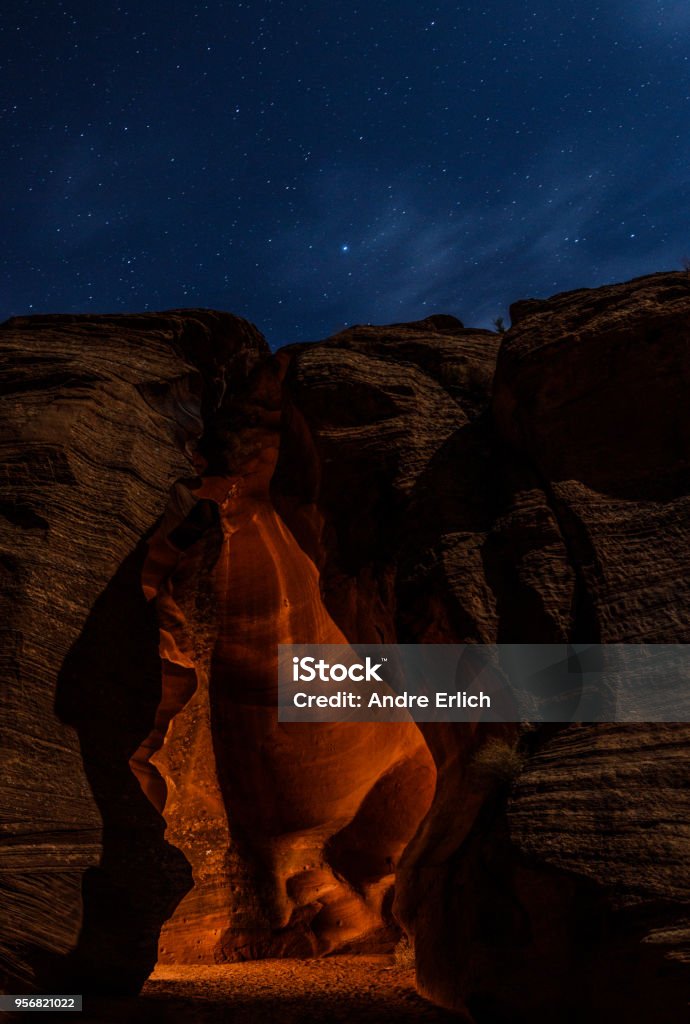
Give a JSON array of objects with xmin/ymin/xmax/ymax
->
[{"xmin": 129, "ymin": 354, "xmax": 437, "ymax": 970}]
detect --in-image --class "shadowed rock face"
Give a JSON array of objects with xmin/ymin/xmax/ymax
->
[
  {"xmin": 409, "ymin": 271, "xmax": 690, "ymax": 1024},
  {"xmin": 0, "ymin": 310, "xmax": 267, "ymax": 992},
  {"xmin": 443, "ymin": 270, "xmax": 690, "ymax": 1024},
  {"xmin": 1, "ymin": 273, "xmax": 689, "ymax": 1021}
]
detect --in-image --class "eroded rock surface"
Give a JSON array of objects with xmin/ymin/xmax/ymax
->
[
  {"xmin": 0, "ymin": 310, "xmax": 267, "ymax": 992},
  {"xmin": 1, "ymin": 274, "xmax": 689, "ymax": 1023},
  {"xmin": 414, "ymin": 271, "xmax": 690, "ymax": 1022},
  {"xmin": 138, "ymin": 356, "xmax": 435, "ymax": 963}
]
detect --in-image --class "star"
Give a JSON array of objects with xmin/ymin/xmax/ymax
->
[{"xmin": 1, "ymin": 0, "xmax": 686, "ymax": 344}]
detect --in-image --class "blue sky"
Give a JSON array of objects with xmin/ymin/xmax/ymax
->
[{"xmin": 2, "ymin": 0, "xmax": 689, "ymax": 345}]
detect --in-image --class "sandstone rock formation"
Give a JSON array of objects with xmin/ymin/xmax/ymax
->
[
  {"xmin": 0, "ymin": 310, "xmax": 267, "ymax": 992},
  {"xmin": 1, "ymin": 272, "xmax": 689, "ymax": 1022},
  {"xmin": 398, "ymin": 272, "xmax": 690, "ymax": 1022},
  {"xmin": 135, "ymin": 354, "xmax": 435, "ymax": 964}
]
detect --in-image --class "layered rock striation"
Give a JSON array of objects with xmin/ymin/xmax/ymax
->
[
  {"xmin": 0, "ymin": 311, "xmax": 266, "ymax": 992},
  {"xmin": 1, "ymin": 272, "xmax": 689, "ymax": 1021},
  {"xmin": 136, "ymin": 354, "xmax": 435, "ymax": 964}
]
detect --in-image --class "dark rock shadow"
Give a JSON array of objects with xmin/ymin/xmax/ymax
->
[
  {"xmin": 53, "ymin": 538, "xmax": 193, "ymax": 995},
  {"xmin": 395, "ymin": 416, "xmax": 499, "ymax": 643}
]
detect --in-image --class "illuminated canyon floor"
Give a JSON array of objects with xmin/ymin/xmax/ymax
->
[{"xmin": 75, "ymin": 957, "xmax": 463, "ymax": 1023}]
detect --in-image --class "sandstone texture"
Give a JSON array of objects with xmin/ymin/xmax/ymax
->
[
  {"xmin": 137, "ymin": 354, "xmax": 435, "ymax": 965},
  {"xmin": 1, "ymin": 272, "xmax": 689, "ymax": 1022},
  {"xmin": 406, "ymin": 272, "xmax": 690, "ymax": 1022},
  {"xmin": 0, "ymin": 310, "xmax": 267, "ymax": 992}
]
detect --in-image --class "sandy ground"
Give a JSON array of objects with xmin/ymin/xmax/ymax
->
[{"xmin": 67, "ymin": 956, "xmax": 464, "ymax": 1023}]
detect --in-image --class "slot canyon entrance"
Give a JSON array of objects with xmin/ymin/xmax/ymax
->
[
  {"xmin": 6, "ymin": 289, "xmax": 689, "ymax": 1024},
  {"xmin": 120, "ymin": 354, "xmax": 449, "ymax": 1022}
]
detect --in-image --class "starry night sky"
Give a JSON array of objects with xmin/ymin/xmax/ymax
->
[{"xmin": 3, "ymin": 1, "xmax": 690, "ymax": 347}]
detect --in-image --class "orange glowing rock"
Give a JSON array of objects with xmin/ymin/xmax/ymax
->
[{"xmin": 133, "ymin": 360, "xmax": 435, "ymax": 962}]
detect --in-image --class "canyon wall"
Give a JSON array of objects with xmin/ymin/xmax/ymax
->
[
  {"xmin": 400, "ymin": 272, "xmax": 690, "ymax": 1023},
  {"xmin": 0, "ymin": 310, "xmax": 267, "ymax": 992},
  {"xmin": 1, "ymin": 273, "xmax": 689, "ymax": 1021}
]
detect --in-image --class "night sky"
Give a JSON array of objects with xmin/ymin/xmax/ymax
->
[{"xmin": 3, "ymin": 2, "xmax": 690, "ymax": 347}]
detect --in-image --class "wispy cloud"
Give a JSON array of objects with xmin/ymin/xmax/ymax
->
[{"xmin": 260, "ymin": 141, "xmax": 681, "ymax": 335}]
